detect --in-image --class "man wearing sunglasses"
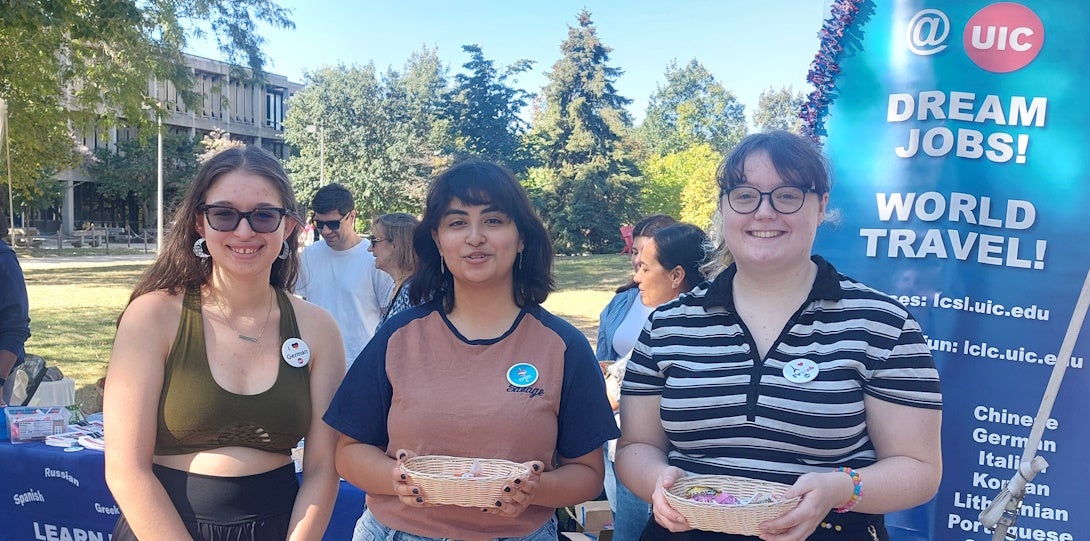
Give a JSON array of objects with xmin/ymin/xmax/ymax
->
[{"xmin": 296, "ymin": 184, "xmax": 393, "ymax": 369}]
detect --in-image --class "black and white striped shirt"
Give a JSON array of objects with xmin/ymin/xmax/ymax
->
[{"xmin": 623, "ymin": 256, "xmax": 942, "ymax": 484}]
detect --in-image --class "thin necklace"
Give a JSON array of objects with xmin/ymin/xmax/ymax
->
[{"xmin": 214, "ymin": 289, "xmax": 274, "ymax": 343}]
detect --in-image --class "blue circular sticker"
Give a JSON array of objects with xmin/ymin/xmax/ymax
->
[{"xmin": 506, "ymin": 363, "xmax": 539, "ymax": 387}]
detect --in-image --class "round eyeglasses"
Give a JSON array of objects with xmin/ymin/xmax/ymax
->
[
  {"xmin": 200, "ymin": 204, "xmax": 288, "ymax": 233},
  {"xmin": 721, "ymin": 185, "xmax": 812, "ymax": 215}
]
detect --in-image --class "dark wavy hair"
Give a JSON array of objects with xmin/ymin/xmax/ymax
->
[
  {"xmin": 716, "ymin": 130, "xmax": 831, "ymax": 195},
  {"xmin": 616, "ymin": 214, "xmax": 678, "ymax": 293},
  {"xmin": 409, "ymin": 160, "xmax": 554, "ymax": 311},
  {"xmin": 651, "ymin": 223, "xmax": 709, "ymax": 291},
  {"xmin": 127, "ymin": 146, "xmax": 302, "ymax": 304}
]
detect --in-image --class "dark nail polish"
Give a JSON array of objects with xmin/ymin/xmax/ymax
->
[
  {"xmin": 412, "ymin": 488, "xmax": 419, "ymax": 495},
  {"xmin": 532, "ymin": 464, "xmax": 540, "ymax": 471},
  {"xmin": 400, "ymin": 474, "xmax": 406, "ymax": 480},
  {"xmin": 495, "ymin": 500, "xmax": 502, "ymax": 507},
  {"xmin": 514, "ymin": 478, "xmax": 522, "ymax": 484},
  {"xmin": 399, "ymin": 452, "xmax": 406, "ymax": 459},
  {"xmin": 416, "ymin": 497, "xmax": 423, "ymax": 503},
  {"xmin": 504, "ymin": 486, "xmax": 511, "ymax": 492}
]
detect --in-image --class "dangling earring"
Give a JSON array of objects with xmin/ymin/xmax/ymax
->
[
  {"xmin": 193, "ymin": 238, "xmax": 211, "ymax": 259},
  {"xmin": 278, "ymin": 240, "xmax": 290, "ymax": 260},
  {"xmin": 518, "ymin": 251, "xmax": 523, "ymax": 270},
  {"xmin": 439, "ymin": 256, "xmax": 446, "ymax": 275}
]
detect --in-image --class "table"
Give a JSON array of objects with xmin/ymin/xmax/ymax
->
[{"xmin": 0, "ymin": 439, "xmax": 365, "ymax": 541}]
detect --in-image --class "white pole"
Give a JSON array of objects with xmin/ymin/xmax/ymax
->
[
  {"xmin": 319, "ymin": 126, "xmax": 326, "ymax": 185},
  {"xmin": 2, "ymin": 98, "xmax": 14, "ymax": 245},
  {"xmin": 156, "ymin": 113, "xmax": 163, "ymax": 252}
]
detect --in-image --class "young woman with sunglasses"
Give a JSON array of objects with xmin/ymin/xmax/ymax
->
[
  {"xmin": 104, "ymin": 146, "xmax": 345, "ymax": 540},
  {"xmin": 324, "ymin": 160, "xmax": 619, "ymax": 541},
  {"xmin": 616, "ymin": 131, "xmax": 942, "ymax": 540}
]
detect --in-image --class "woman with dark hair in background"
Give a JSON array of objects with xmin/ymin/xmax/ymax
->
[
  {"xmin": 324, "ymin": 159, "xmax": 618, "ymax": 541},
  {"xmin": 368, "ymin": 212, "xmax": 421, "ymax": 325},
  {"xmin": 617, "ymin": 131, "xmax": 942, "ymax": 540},
  {"xmin": 595, "ymin": 213, "xmax": 677, "ymax": 540},
  {"xmin": 104, "ymin": 146, "xmax": 344, "ymax": 540}
]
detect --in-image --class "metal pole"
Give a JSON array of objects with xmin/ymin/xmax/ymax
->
[
  {"xmin": 6, "ymin": 121, "xmax": 13, "ymax": 247},
  {"xmin": 2, "ymin": 98, "xmax": 13, "ymax": 246},
  {"xmin": 157, "ymin": 113, "xmax": 163, "ymax": 252},
  {"xmin": 319, "ymin": 126, "xmax": 326, "ymax": 185}
]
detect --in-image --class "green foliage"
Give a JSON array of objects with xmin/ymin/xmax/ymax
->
[
  {"xmin": 0, "ymin": 0, "xmax": 292, "ymax": 212},
  {"xmin": 753, "ymin": 86, "xmax": 805, "ymax": 133},
  {"xmin": 447, "ymin": 45, "xmax": 534, "ymax": 174},
  {"xmin": 197, "ymin": 128, "xmax": 243, "ymax": 163},
  {"xmin": 87, "ymin": 132, "xmax": 198, "ymax": 228},
  {"xmin": 637, "ymin": 59, "xmax": 748, "ymax": 157},
  {"xmin": 640, "ymin": 144, "xmax": 721, "ymax": 229},
  {"xmin": 527, "ymin": 10, "xmax": 641, "ymax": 254},
  {"xmin": 285, "ymin": 52, "xmax": 452, "ymax": 218}
]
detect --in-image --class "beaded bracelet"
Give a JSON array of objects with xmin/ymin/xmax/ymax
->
[{"xmin": 834, "ymin": 466, "xmax": 863, "ymax": 513}]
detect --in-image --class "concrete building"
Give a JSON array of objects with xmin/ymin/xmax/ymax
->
[{"xmin": 50, "ymin": 53, "xmax": 302, "ymax": 236}]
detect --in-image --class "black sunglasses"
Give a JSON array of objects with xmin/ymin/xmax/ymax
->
[
  {"xmin": 314, "ymin": 214, "xmax": 351, "ymax": 231},
  {"xmin": 200, "ymin": 204, "xmax": 288, "ymax": 233}
]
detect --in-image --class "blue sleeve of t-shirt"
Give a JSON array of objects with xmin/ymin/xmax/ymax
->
[{"xmin": 542, "ymin": 307, "xmax": 622, "ymax": 460}]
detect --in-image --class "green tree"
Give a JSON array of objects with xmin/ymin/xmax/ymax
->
[
  {"xmin": 286, "ymin": 51, "xmax": 452, "ymax": 219},
  {"xmin": 638, "ymin": 59, "xmax": 747, "ymax": 156},
  {"xmin": 753, "ymin": 86, "xmax": 805, "ymax": 133},
  {"xmin": 640, "ymin": 144, "xmax": 720, "ymax": 229},
  {"xmin": 87, "ymin": 132, "xmax": 198, "ymax": 229},
  {"xmin": 527, "ymin": 9, "xmax": 640, "ymax": 254},
  {"xmin": 0, "ymin": 1, "xmax": 292, "ymax": 212},
  {"xmin": 197, "ymin": 128, "xmax": 244, "ymax": 163},
  {"xmin": 447, "ymin": 45, "xmax": 534, "ymax": 173}
]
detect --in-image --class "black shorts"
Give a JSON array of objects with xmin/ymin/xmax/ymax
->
[
  {"xmin": 112, "ymin": 463, "xmax": 299, "ymax": 541},
  {"xmin": 639, "ymin": 511, "xmax": 888, "ymax": 541}
]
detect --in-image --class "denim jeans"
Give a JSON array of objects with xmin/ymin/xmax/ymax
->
[
  {"xmin": 353, "ymin": 508, "xmax": 558, "ymax": 541},
  {"xmin": 604, "ymin": 448, "xmax": 653, "ymax": 541}
]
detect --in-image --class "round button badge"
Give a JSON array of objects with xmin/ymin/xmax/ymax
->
[
  {"xmin": 783, "ymin": 358, "xmax": 819, "ymax": 384},
  {"xmin": 281, "ymin": 338, "xmax": 312, "ymax": 368},
  {"xmin": 506, "ymin": 363, "xmax": 539, "ymax": 387}
]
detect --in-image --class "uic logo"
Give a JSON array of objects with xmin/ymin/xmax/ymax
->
[
  {"xmin": 963, "ymin": 2, "xmax": 1043, "ymax": 73},
  {"xmin": 905, "ymin": 3, "xmax": 1044, "ymax": 73}
]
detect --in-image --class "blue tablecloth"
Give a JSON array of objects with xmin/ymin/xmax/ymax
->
[{"xmin": 0, "ymin": 439, "xmax": 365, "ymax": 541}]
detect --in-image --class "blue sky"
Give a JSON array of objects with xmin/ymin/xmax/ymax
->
[{"xmin": 188, "ymin": 1, "xmax": 828, "ymax": 124}]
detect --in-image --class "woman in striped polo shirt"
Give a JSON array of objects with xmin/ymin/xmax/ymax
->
[{"xmin": 616, "ymin": 131, "xmax": 942, "ymax": 541}]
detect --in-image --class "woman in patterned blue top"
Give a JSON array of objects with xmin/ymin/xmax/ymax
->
[
  {"xmin": 616, "ymin": 131, "xmax": 942, "ymax": 541},
  {"xmin": 370, "ymin": 212, "xmax": 420, "ymax": 326}
]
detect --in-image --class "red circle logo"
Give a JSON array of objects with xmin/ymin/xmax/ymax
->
[{"xmin": 963, "ymin": 3, "xmax": 1044, "ymax": 73}]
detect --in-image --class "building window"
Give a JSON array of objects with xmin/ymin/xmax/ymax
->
[{"xmin": 266, "ymin": 90, "xmax": 284, "ymax": 130}]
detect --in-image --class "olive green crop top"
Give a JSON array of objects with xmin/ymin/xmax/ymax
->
[{"xmin": 155, "ymin": 286, "xmax": 311, "ymax": 456}]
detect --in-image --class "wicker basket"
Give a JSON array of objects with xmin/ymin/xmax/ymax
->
[
  {"xmin": 664, "ymin": 475, "xmax": 800, "ymax": 535},
  {"xmin": 399, "ymin": 455, "xmax": 531, "ymax": 507}
]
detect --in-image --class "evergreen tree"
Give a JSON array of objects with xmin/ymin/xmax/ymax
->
[
  {"xmin": 527, "ymin": 9, "xmax": 640, "ymax": 254},
  {"xmin": 447, "ymin": 45, "xmax": 534, "ymax": 174}
]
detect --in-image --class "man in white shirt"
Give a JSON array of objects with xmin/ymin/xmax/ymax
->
[{"xmin": 296, "ymin": 184, "xmax": 393, "ymax": 368}]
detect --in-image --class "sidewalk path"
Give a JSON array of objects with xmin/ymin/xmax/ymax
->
[{"xmin": 19, "ymin": 253, "xmax": 156, "ymax": 270}]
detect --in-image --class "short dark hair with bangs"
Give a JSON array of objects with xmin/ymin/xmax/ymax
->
[
  {"xmin": 409, "ymin": 160, "xmax": 555, "ymax": 311},
  {"xmin": 716, "ymin": 130, "xmax": 831, "ymax": 195}
]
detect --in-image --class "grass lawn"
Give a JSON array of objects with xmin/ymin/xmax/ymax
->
[{"xmin": 22, "ymin": 253, "xmax": 632, "ymax": 413}]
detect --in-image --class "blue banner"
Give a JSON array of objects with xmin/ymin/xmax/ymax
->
[{"xmin": 813, "ymin": 1, "xmax": 1088, "ymax": 540}]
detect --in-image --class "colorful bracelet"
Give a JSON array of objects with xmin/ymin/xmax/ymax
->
[{"xmin": 833, "ymin": 466, "xmax": 863, "ymax": 513}]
